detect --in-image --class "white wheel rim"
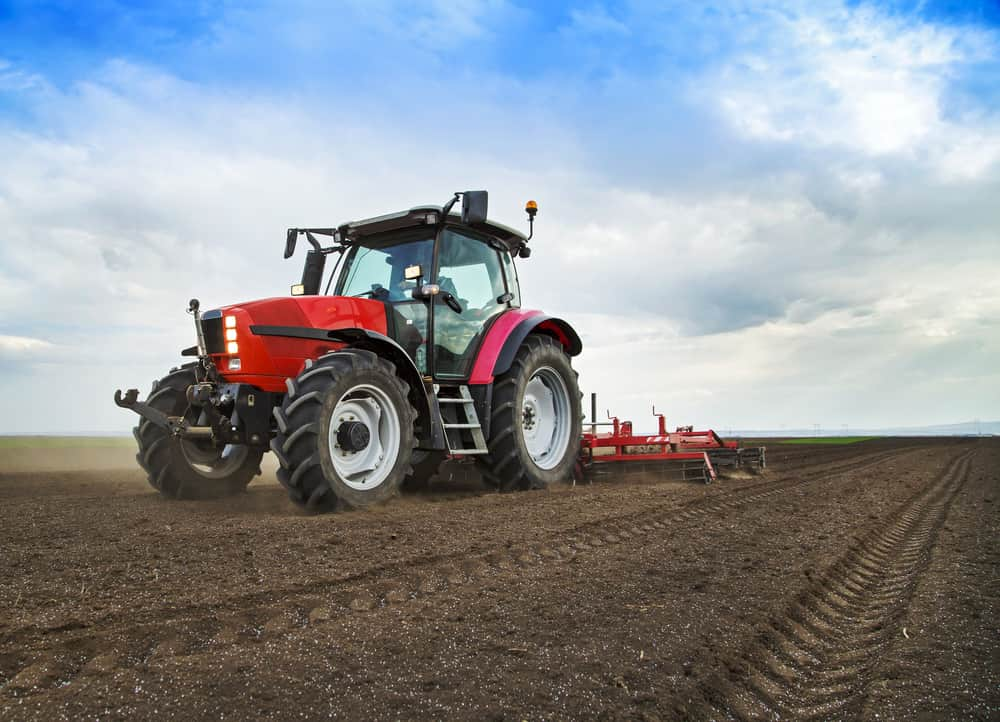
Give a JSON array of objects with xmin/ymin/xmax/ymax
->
[
  {"xmin": 328, "ymin": 383, "xmax": 401, "ymax": 491},
  {"xmin": 521, "ymin": 366, "xmax": 572, "ymax": 471}
]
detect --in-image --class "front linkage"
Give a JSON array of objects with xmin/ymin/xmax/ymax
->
[
  {"xmin": 113, "ymin": 381, "xmax": 273, "ymax": 447},
  {"xmin": 114, "ymin": 299, "xmax": 275, "ymax": 448}
]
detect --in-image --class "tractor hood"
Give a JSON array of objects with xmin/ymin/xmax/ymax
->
[{"xmin": 200, "ymin": 295, "xmax": 388, "ymax": 392}]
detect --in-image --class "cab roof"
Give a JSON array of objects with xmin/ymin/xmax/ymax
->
[{"xmin": 337, "ymin": 206, "xmax": 527, "ymax": 252}]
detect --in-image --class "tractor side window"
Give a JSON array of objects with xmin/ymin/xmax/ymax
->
[{"xmin": 433, "ymin": 230, "xmax": 507, "ymax": 378}]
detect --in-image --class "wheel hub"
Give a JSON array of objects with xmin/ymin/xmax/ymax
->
[
  {"xmin": 336, "ymin": 420, "xmax": 371, "ymax": 453},
  {"xmin": 522, "ymin": 405, "xmax": 537, "ymax": 430}
]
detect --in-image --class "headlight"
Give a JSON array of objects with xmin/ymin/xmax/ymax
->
[{"xmin": 224, "ymin": 316, "xmax": 238, "ymax": 353}]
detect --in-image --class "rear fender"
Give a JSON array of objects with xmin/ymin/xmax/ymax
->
[
  {"xmin": 327, "ymin": 329, "xmax": 445, "ymax": 450},
  {"xmin": 469, "ymin": 313, "xmax": 582, "ymax": 385}
]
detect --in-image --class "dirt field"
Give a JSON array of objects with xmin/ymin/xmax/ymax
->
[{"xmin": 1, "ymin": 437, "xmax": 997, "ymax": 720}]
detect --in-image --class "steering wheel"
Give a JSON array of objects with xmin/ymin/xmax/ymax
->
[{"xmin": 352, "ymin": 283, "xmax": 390, "ymax": 301}]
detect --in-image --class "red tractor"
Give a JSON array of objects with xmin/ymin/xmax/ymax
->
[{"xmin": 115, "ymin": 191, "xmax": 583, "ymax": 511}]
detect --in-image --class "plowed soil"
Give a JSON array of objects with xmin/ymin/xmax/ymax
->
[{"xmin": 1, "ymin": 438, "xmax": 997, "ymax": 720}]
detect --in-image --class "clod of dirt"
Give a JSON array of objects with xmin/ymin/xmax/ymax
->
[
  {"xmin": 307, "ymin": 607, "xmax": 332, "ymax": 625},
  {"xmin": 350, "ymin": 594, "xmax": 377, "ymax": 612}
]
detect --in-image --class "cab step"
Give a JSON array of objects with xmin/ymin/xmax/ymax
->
[{"xmin": 436, "ymin": 385, "xmax": 488, "ymax": 456}]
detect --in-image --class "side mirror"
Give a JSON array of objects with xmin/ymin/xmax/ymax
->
[
  {"xmin": 461, "ymin": 190, "xmax": 488, "ymax": 224},
  {"xmin": 404, "ymin": 264, "xmax": 424, "ymax": 281},
  {"xmin": 284, "ymin": 229, "xmax": 298, "ymax": 259}
]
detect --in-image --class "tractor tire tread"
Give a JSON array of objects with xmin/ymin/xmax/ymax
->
[
  {"xmin": 281, "ymin": 422, "xmax": 319, "ymax": 456},
  {"xmin": 270, "ymin": 438, "xmax": 289, "ymax": 469},
  {"xmin": 273, "ymin": 406, "xmax": 289, "ymax": 434},
  {"xmin": 285, "ymin": 390, "xmax": 323, "ymax": 417}
]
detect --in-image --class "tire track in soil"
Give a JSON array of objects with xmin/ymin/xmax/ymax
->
[
  {"xmin": 703, "ymin": 447, "xmax": 975, "ymax": 721},
  {"xmin": 0, "ymin": 445, "xmax": 926, "ymax": 698}
]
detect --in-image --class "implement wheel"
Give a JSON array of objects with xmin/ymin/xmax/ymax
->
[
  {"xmin": 478, "ymin": 335, "xmax": 582, "ymax": 491},
  {"xmin": 133, "ymin": 364, "xmax": 263, "ymax": 499},
  {"xmin": 272, "ymin": 349, "xmax": 417, "ymax": 512}
]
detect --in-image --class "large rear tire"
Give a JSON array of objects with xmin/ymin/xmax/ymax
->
[
  {"xmin": 272, "ymin": 349, "xmax": 417, "ymax": 512},
  {"xmin": 478, "ymin": 335, "xmax": 582, "ymax": 491},
  {"xmin": 133, "ymin": 365, "xmax": 264, "ymax": 499}
]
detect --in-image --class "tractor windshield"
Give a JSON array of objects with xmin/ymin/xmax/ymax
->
[{"xmin": 335, "ymin": 235, "xmax": 434, "ymax": 301}]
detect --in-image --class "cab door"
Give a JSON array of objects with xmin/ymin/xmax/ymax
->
[
  {"xmin": 335, "ymin": 233, "xmax": 435, "ymax": 373},
  {"xmin": 431, "ymin": 229, "xmax": 512, "ymax": 379}
]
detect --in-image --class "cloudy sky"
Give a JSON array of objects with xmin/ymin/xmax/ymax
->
[{"xmin": 1, "ymin": 0, "xmax": 998, "ymax": 434}]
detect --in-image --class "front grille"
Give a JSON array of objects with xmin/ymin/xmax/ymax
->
[{"xmin": 201, "ymin": 313, "xmax": 224, "ymax": 354}]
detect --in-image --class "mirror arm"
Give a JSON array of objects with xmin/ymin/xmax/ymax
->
[
  {"xmin": 286, "ymin": 228, "xmax": 340, "ymax": 259},
  {"xmin": 305, "ymin": 231, "xmax": 323, "ymax": 253},
  {"xmin": 441, "ymin": 192, "xmax": 461, "ymax": 220}
]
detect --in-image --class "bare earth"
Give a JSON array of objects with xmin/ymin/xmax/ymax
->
[{"xmin": 0, "ymin": 438, "xmax": 996, "ymax": 720}]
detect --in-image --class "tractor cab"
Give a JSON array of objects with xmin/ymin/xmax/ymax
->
[{"xmin": 290, "ymin": 192, "xmax": 531, "ymax": 381}]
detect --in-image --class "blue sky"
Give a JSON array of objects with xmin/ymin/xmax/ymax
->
[{"xmin": 1, "ymin": 0, "xmax": 998, "ymax": 432}]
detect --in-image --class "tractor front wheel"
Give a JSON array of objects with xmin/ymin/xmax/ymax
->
[
  {"xmin": 478, "ymin": 334, "xmax": 582, "ymax": 491},
  {"xmin": 272, "ymin": 349, "xmax": 417, "ymax": 511},
  {"xmin": 134, "ymin": 365, "xmax": 264, "ymax": 499}
]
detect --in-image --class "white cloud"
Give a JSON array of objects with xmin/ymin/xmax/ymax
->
[
  {"xmin": 0, "ymin": 58, "xmax": 48, "ymax": 93},
  {"xmin": 705, "ymin": 3, "xmax": 1000, "ymax": 176},
  {"xmin": 935, "ymin": 127, "xmax": 1000, "ymax": 181},
  {"xmin": 0, "ymin": 335, "xmax": 53, "ymax": 358}
]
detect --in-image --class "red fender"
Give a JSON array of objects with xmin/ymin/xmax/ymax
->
[{"xmin": 468, "ymin": 309, "xmax": 583, "ymax": 385}]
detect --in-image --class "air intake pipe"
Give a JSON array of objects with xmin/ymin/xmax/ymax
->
[{"xmin": 300, "ymin": 249, "xmax": 326, "ymax": 295}]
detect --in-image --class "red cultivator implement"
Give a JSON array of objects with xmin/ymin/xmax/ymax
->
[{"xmin": 578, "ymin": 396, "xmax": 766, "ymax": 484}]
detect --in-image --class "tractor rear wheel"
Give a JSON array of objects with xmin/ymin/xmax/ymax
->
[
  {"xmin": 478, "ymin": 334, "xmax": 582, "ymax": 491},
  {"xmin": 272, "ymin": 349, "xmax": 417, "ymax": 512},
  {"xmin": 134, "ymin": 364, "xmax": 264, "ymax": 499}
]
